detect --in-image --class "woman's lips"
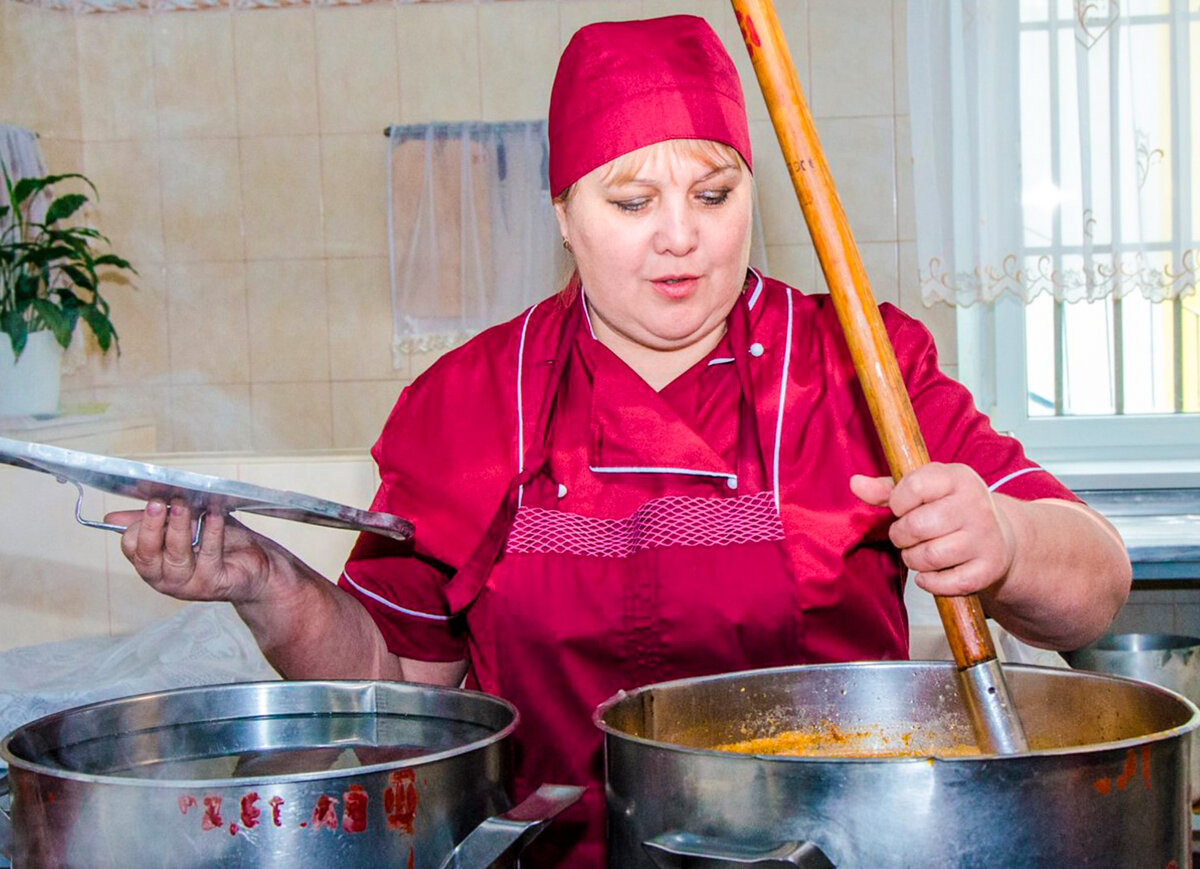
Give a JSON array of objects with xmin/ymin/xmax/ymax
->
[{"xmin": 651, "ymin": 275, "xmax": 699, "ymax": 299}]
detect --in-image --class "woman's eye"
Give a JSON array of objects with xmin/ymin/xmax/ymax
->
[
  {"xmin": 613, "ymin": 198, "xmax": 649, "ymax": 213},
  {"xmin": 697, "ymin": 188, "xmax": 731, "ymax": 206}
]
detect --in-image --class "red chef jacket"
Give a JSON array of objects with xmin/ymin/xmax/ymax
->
[{"xmin": 339, "ymin": 271, "xmax": 1076, "ymax": 867}]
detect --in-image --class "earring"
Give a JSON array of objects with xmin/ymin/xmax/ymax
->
[{"xmin": 562, "ymin": 239, "xmax": 573, "ymax": 253}]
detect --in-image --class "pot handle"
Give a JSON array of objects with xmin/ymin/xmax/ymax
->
[
  {"xmin": 436, "ymin": 783, "xmax": 584, "ymax": 869},
  {"xmin": 644, "ymin": 830, "xmax": 836, "ymax": 868},
  {"xmin": 0, "ymin": 772, "xmax": 11, "ymax": 862}
]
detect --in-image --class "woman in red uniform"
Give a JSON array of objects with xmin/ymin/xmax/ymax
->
[{"xmin": 110, "ymin": 15, "xmax": 1131, "ymax": 868}]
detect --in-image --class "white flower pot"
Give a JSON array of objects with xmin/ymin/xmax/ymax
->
[{"xmin": 0, "ymin": 330, "xmax": 64, "ymax": 417}]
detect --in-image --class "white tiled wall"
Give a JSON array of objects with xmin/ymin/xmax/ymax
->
[{"xmin": 0, "ymin": 0, "xmax": 952, "ymax": 454}]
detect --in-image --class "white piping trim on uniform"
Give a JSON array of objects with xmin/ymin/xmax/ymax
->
[
  {"xmin": 589, "ymin": 464, "xmax": 737, "ymax": 489},
  {"xmin": 580, "ymin": 286, "xmax": 598, "ymax": 338},
  {"xmin": 515, "ymin": 303, "xmax": 540, "ymax": 509},
  {"xmin": 708, "ymin": 357, "xmax": 735, "ymax": 366},
  {"xmin": 746, "ymin": 268, "xmax": 765, "ymax": 310},
  {"xmin": 771, "ymin": 286, "xmax": 793, "ymax": 511},
  {"xmin": 341, "ymin": 570, "xmax": 452, "ymax": 622},
  {"xmin": 987, "ymin": 466, "xmax": 1048, "ymax": 493}
]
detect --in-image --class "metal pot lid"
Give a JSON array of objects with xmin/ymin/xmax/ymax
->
[{"xmin": 0, "ymin": 435, "xmax": 413, "ymax": 542}]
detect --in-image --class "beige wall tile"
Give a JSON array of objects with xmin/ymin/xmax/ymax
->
[
  {"xmin": 328, "ymin": 256, "xmax": 395, "ymax": 380},
  {"xmin": 396, "ymin": 2, "xmax": 480, "ymax": 123},
  {"xmin": 559, "ymin": 1, "xmax": 646, "ymax": 47},
  {"xmin": 750, "ymin": 118, "xmax": 807, "ymax": 247},
  {"xmin": 817, "ymin": 115, "xmax": 897, "ymax": 243},
  {"xmin": 858, "ymin": 241, "xmax": 899, "ymax": 307},
  {"xmin": 170, "ymin": 382, "xmax": 253, "ymax": 452},
  {"xmin": 331, "ymin": 379, "xmax": 402, "ymax": 450},
  {"xmin": 251, "ymin": 381, "xmax": 333, "ymax": 450},
  {"xmin": 88, "ymin": 384, "xmax": 173, "ymax": 452},
  {"xmin": 1, "ymin": 3, "xmax": 81, "ymax": 139},
  {"xmin": 160, "ymin": 137, "xmax": 245, "ymax": 261},
  {"xmin": 37, "ymin": 138, "xmax": 85, "ymax": 175},
  {"xmin": 893, "ymin": 0, "xmax": 909, "ymax": 115},
  {"xmin": 0, "ymin": 467, "xmax": 111, "ymax": 650},
  {"xmin": 233, "ymin": 7, "xmax": 319, "ymax": 136},
  {"xmin": 895, "ymin": 113, "xmax": 915, "ymax": 242},
  {"xmin": 810, "ymin": 0, "xmax": 894, "ymax": 119},
  {"xmin": 240, "ymin": 134, "xmax": 325, "ymax": 261},
  {"xmin": 899, "ymin": 240, "xmax": 957, "ymax": 367},
  {"xmin": 321, "ymin": 133, "xmax": 387, "ymax": 258},
  {"xmin": 83, "ymin": 138, "xmax": 165, "ymax": 266},
  {"xmin": 764, "ymin": 243, "xmax": 817, "ymax": 294},
  {"xmin": 154, "ymin": 10, "xmax": 238, "ymax": 138},
  {"xmin": 315, "ymin": 5, "xmax": 400, "ymax": 134},
  {"xmin": 478, "ymin": 2, "xmax": 559, "ymax": 121},
  {"xmin": 88, "ymin": 264, "xmax": 171, "ymax": 387},
  {"xmin": 77, "ymin": 12, "xmax": 157, "ymax": 141},
  {"xmin": 246, "ymin": 258, "xmax": 330, "ymax": 382},
  {"xmin": 166, "ymin": 260, "xmax": 250, "ymax": 385}
]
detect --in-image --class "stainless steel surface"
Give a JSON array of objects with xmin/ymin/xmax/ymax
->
[
  {"xmin": 435, "ymin": 784, "xmax": 584, "ymax": 869},
  {"xmin": 1065, "ymin": 631, "xmax": 1200, "ymax": 801},
  {"xmin": 1, "ymin": 681, "xmax": 518, "ymax": 867},
  {"xmin": 596, "ymin": 662, "xmax": 1199, "ymax": 868},
  {"xmin": 0, "ymin": 435, "xmax": 413, "ymax": 542},
  {"xmin": 644, "ymin": 831, "xmax": 834, "ymax": 868},
  {"xmin": 957, "ymin": 658, "xmax": 1028, "ymax": 754}
]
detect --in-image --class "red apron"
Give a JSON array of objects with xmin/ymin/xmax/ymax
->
[{"xmin": 443, "ymin": 296, "xmax": 808, "ymax": 868}]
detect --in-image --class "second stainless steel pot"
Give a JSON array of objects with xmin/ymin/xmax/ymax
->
[{"xmin": 1, "ymin": 680, "xmax": 579, "ymax": 868}]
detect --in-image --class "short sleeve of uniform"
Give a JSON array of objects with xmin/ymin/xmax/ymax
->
[{"xmin": 883, "ymin": 305, "xmax": 1080, "ymax": 504}]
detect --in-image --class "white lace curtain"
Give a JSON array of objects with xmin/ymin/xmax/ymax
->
[
  {"xmin": 908, "ymin": 0, "xmax": 1199, "ymax": 306},
  {"xmin": 0, "ymin": 124, "xmax": 48, "ymax": 235},
  {"xmin": 387, "ymin": 120, "xmax": 566, "ymax": 362}
]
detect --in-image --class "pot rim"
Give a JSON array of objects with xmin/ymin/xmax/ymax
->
[
  {"xmin": 592, "ymin": 660, "xmax": 1200, "ymax": 763},
  {"xmin": 0, "ymin": 679, "xmax": 519, "ymax": 789}
]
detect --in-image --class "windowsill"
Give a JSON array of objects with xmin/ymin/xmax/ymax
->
[{"xmin": 1039, "ymin": 456, "xmax": 1200, "ymax": 491}]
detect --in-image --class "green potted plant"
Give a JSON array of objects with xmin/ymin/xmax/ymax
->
[{"xmin": 0, "ymin": 169, "xmax": 136, "ymax": 416}]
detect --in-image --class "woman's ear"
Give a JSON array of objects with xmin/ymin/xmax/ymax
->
[{"xmin": 553, "ymin": 198, "xmax": 570, "ymax": 242}]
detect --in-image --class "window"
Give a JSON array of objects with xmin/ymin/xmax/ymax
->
[{"xmin": 911, "ymin": 1, "xmax": 1200, "ymax": 464}]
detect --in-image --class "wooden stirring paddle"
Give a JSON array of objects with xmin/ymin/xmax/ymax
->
[{"xmin": 728, "ymin": 0, "xmax": 1029, "ymax": 754}]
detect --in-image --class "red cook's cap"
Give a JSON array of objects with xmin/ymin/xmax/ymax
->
[{"xmin": 548, "ymin": 15, "xmax": 752, "ymax": 198}]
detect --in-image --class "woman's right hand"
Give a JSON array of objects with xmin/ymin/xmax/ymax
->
[{"xmin": 106, "ymin": 500, "xmax": 275, "ymax": 604}]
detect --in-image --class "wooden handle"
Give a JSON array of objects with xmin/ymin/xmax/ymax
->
[{"xmin": 729, "ymin": 0, "xmax": 993, "ymax": 670}]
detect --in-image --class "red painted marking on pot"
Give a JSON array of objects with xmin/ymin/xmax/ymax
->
[
  {"xmin": 240, "ymin": 792, "xmax": 261, "ymax": 829},
  {"xmin": 310, "ymin": 794, "xmax": 340, "ymax": 831},
  {"xmin": 1115, "ymin": 749, "xmax": 1138, "ymax": 790},
  {"xmin": 201, "ymin": 796, "xmax": 223, "ymax": 831},
  {"xmin": 343, "ymin": 784, "xmax": 368, "ymax": 833},
  {"xmin": 1092, "ymin": 778, "xmax": 1112, "ymax": 795},
  {"xmin": 46, "ymin": 792, "xmax": 55, "ymax": 803},
  {"xmin": 268, "ymin": 795, "xmax": 284, "ymax": 827},
  {"xmin": 178, "ymin": 795, "xmax": 197, "ymax": 815},
  {"xmin": 1166, "ymin": 861, "xmax": 1179, "ymax": 869},
  {"xmin": 229, "ymin": 823, "xmax": 238, "ymax": 836},
  {"xmin": 407, "ymin": 847, "xmax": 415, "ymax": 869},
  {"xmin": 385, "ymin": 770, "xmax": 418, "ymax": 834}
]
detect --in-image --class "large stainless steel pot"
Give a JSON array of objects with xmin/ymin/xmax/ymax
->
[
  {"xmin": 0, "ymin": 680, "xmax": 580, "ymax": 868},
  {"xmin": 596, "ymin": 662, "xmax": 1199, "ymax": 868}
]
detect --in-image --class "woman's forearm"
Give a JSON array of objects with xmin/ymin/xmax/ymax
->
[{"xmin": 983, "ymin": 497, "xmax": 1132, "ymax": 650}]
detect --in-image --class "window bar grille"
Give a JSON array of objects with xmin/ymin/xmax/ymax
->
[
  {"xmin": 1108, "ymin": 9, "xmax": 1124, "ymax": 415},
  {"xmin": 1049, "ymin": 3, "xmax": 1066, "ymax": 416},
  {"xmin": 1170, "ymin": 0, "xmax": 1193, "ymax": 413}
]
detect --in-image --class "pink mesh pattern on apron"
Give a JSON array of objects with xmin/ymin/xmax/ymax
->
[{"xmin": 506, "ymin": 490, "xmax": 784, "ymax": 558}]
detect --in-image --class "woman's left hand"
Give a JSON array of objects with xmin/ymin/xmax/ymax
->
[{"xmin": 850, "ymin": 462, "xmax": 1016, "ymax": 598}]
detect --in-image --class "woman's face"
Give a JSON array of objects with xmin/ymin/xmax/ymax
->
[{"xmin": 554, "ymin": 139, "xmax": 754, "ymax": 362}]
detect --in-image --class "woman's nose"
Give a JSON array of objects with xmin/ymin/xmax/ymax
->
[{"xmin": 652, "ymin": 197, "xmax": 699, "ymax": 256}]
